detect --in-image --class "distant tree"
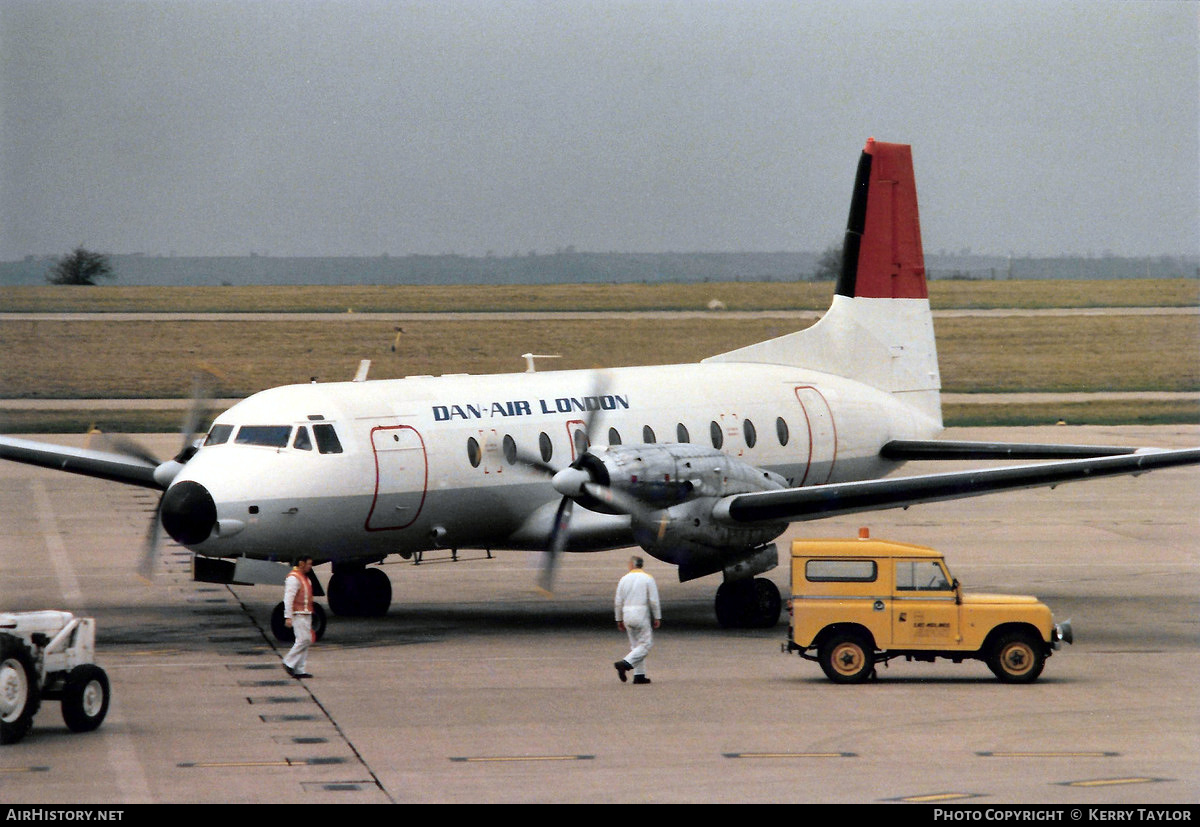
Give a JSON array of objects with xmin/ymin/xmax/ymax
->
[
  {"xmin": 47, "ymin": 247, "xmax": 115, "ymax": 285},
  {"xmin": 814, "ymin": 242, "xmax": 842, "ymax": 281}
]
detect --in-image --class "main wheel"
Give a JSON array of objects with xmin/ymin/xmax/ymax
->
[
  {"xmin": 0, "ymin": 633, "xmax": 40, "ymax": 744},
  {"xmin": 987, "ymin": 631, "xmax": 1045, "ymax": 683},
  {"xmin": 818, "ymin": 631, "xmax": 875, "ymax": 684},
  {"xmin": 328, "ymin": 568, "xmax": 392, "ymax": 617},
  {"xmin": 714, "ymin": 578, "xmax": 782, "ymax": 629},
  {"xmin": 271, "ymin": 602, "xmax": 328, "ymax": 643},
  {"xmin": 61, "ymin": 664, "xmax": 110, "ymax": 733}
]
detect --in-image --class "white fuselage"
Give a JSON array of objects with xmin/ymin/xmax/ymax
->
[{"xmin": 175, "ymin": 360, "xmax": 941, "ymax": 565}]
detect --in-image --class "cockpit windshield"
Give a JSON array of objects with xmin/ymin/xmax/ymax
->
[
  {"xmin": 204, "ymin": 424, "xmax": 234, "ymax": 446},
  {"xmin": 234, "ymin": 425, "xmax": 293, "ymax": 449}
]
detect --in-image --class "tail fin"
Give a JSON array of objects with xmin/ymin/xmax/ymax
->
[{"xmin": 704, "ymin": 138, "xmax": 941, "ymax": 425}]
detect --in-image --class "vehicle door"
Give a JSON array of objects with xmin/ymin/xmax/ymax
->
[{"xmin": 890, "ymin": 558, "xmax": 961, "ymax": 648}]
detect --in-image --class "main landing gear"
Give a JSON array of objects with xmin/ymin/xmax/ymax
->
[
  {"xmin": 714, "ymin": 577, "xmax": 782, "ymax": 629},
  {"xmin": 269, "ymin": 564, "xmax": 392, "ymax": 643}
]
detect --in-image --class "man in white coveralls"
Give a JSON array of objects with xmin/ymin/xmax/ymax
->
[{"xmin": 614, "ymin": 556, "xmax": 662, "ymax": 685}]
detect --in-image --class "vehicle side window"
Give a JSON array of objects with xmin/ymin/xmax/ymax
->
[
  {"xmin": 204, "ymin": 424, "xmax": 233, "ymax": 446},
  {"xmin": 895, "ymin": 561, "xmax": 952, "ymax": 591},
  {"xmin": 293, "ymin": 426, "xmax": 313, "ymax": 451},
  {"xmin": 312, "ymin": 423, "xmax": 343, "ymax": 454},
  {"xmin": 806, "ymin": 559, "xmax": 877, "ymax": 583}
]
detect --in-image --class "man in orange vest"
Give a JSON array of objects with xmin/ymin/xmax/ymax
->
[{"xmin": 282, "ymin": 556, "xmax": 316, "ymax": 678}]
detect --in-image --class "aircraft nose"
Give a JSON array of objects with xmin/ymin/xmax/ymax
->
[{"xmin": 160, "ymin": 480, "xmax": 217, "ymax": 545}]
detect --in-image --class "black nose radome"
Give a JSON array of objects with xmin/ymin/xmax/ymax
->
[{"xmin": 161, "ymin": 480, "xmax": 217, "ymax": 546}]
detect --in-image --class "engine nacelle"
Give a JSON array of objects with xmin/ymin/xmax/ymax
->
[{"xmin": 573, "ymin": 444, "xmax": 789, "ymax": 578}]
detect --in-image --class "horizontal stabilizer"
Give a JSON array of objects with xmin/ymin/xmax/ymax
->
[
  {"xmin": 714, "ymin": 447, "xmax": 1200, "ymax": 524},
  {"xmin": 0, "ymin": 435, "xmax": 162, "ymax": 489}
]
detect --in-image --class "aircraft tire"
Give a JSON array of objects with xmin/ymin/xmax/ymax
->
[
  {"xmin": 818, "ymin": 631, "xmax": 875, "ymax": 684},
  {"xmin": 61, "ymin": 664, "xmax": 110, "ymax": 733},
  {"xmin": 714, "ymin": 578, "xmax": 781, "ymax": 629},
  {"xmin": 329, "ymin": 568, "xmax": 391, "ymax": 618},
  {"xmin": 270, "ymin": 602, "xmax": 327, "ymax": 643},
  {"xmin": 0, "ymin": 633, "xmax": 40, "ymax": 745},
  {"xmin": 987, "ymin": 630, "xmax": 1045, "ymax": 683}
]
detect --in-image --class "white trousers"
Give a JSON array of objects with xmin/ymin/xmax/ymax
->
[
  {"xmin": 284, "ymin": 612, "xmax": 312, "ymax": 672},
  {"xmin": 622, "ymin": 608, "xmax": 654, "ymax": 676}
]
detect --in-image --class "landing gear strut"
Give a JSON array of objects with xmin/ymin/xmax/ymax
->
[{"xmin": 714, "ymin": 577, "xmax": 781, "ymax": 629}]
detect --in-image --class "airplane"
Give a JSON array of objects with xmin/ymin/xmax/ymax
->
[{"xmin": 3, "ymin": 138, "xmax": 1198, "ymax": 637}]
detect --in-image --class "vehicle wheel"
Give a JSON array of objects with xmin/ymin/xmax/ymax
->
[
  {"xmin": 988, "ymin": 631, "xmax": 1045, "ymax": 683},
  {"xmin": 61, "ymin": 665, "xmax": 110, "ymax": 733},
  {"xmin": 271, "ymin": 602, "xmax": 327, "ymax": 643},
  {"xmin": 818, "ymin": 632, "xmax": 875, "ymax": 684},
  {"xmin": 0, "ymin": 633, "xmax": 40, "ymax": 744}
]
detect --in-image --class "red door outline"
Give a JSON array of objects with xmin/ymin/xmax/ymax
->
[{"xmin": 366, "ymin": 424, "xmax": 428, "ymax": 531}]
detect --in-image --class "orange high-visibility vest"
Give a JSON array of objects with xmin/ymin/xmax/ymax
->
[{"xmin": 289, "ymin": 569, "xmax": 313, "ymax": 614}]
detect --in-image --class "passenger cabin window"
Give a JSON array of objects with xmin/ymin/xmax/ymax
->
[
  {"xmin": 205, "ymin": 424, "xmax": 233, "ymax": 446},
  {"xmin": 539, "ymin": 432, "xmax": 553, "ymax": 463},
  {"xmin": 710, "ymin": 421, "xmax": 724, "ymax": 449},
  {"xmin": 607, "ymin": 427, "xmax": 622, "ymax": 446},
  {"xmin": 467, "ymin": 437, "xmax": 481, "ymax": 468},
  {"xmin": 806, "ymin": 559, "xmax": 877, "ymax": 583},
  {"xmin": 293, "ymin": 426, "xmax": 313, "ymax": 451},
  {"xmin": 642, "ymin": 425, "xmax": 656, "ymax": 444},
  {"xmin": 895, "ymin": 561, "xmax": 952, "ymax": 591},
  {"xmin": 744, "ymin": 419, "xmax": 757, "ymax": 448},
  {"xmin": 235, "ymin": 425, "xmax": 292, "ymax": 449},
  {"xmin": 503, "ymin": 434, "xmax": 517, "ymax": 465},
  {"xmin": 776, "ymin": 417, "xmax": 789, "ymax": 446},
  {"xmin": 573, "ymin": 429, "xmax": 589, "ymax": 456},
  {"xmin": 676, "ymin": 423, "xmax": 690, "ymax": 443},
  {"xmin": 312, "ymin": 423, "xmax": 343, "ymax": 454}
]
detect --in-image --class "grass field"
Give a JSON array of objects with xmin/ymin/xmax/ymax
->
[
  {"xmin": 1, "ymin": 280, "xmax": 1196, "ymax": 431},
  {"xmin": 1, "ymin": 278, "xmax": 1197, "ymax": 313}
]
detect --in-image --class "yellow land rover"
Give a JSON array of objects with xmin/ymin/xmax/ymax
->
[{"xmin": 784, "ymin": 530, "xmax": 1073, "ymax": 683}]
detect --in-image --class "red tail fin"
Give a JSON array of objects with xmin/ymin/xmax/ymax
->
[{"xmin": 837, "ymin": 139, "xmax": 927, "ymax": 299}]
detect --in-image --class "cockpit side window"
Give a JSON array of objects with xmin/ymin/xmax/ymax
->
[
  {"xmin": 313, "ymin": 423, "xmax": 344, "ymax": 454},
  {"xmin": 235, "ymin": 425, "xmax": 292, "ymax": 448},
  {"xmin": 204, "ymin": 424, "xmax": 234, "ymax": 446},
  {"xmin": 293, "ymin": 426, "xmax": 313, "ymax": 451}
]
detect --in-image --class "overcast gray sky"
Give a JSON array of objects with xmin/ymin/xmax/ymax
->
[{"xmin": 1, "ymin": 0, "xmax": 1196, "ymax": 260}]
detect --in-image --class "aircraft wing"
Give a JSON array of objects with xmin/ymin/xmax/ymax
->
[
  {"xmin": 713, "ymin": 447, "xmax": 1200, "ymax": 524},
  {"xmin": 0, "ymin": 435, "xmax": 162, "ymax": 489},
  {"xmin": 880, "ymin": 439, "xmax": 1142, "ymax": 461}
]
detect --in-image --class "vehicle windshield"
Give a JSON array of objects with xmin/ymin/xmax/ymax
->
[{"xmin": 234, "ymin": 425, "xmax": 293, "ymax": 449}]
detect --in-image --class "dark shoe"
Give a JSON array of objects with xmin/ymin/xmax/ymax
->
[
  {"xmin": 614, "ymin": 660, "xmax": 631, "ymax": 682},
  {"xmin": 294, "ymin": 672, "xmax": 313, "ymax": 679},
  {"xmin": 283, "ymin": 664, "xmax": 295, "ymax": 677},
  {"xmin": 633, "ymin": 675, "xmax": 651, "ymax": 685}
]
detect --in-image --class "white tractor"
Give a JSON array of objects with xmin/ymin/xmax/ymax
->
[{"xmin": 0, "ymin": 611, "xmax": 111, "ymax": 744}]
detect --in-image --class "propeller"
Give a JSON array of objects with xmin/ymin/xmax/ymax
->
[
  {"xmin": 510, "ymin": 374, "xmax": 661, "ymax": 594},
  {"xmin": 95, "ymin": 370, "xmax": 219, "ymax": 582}
]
